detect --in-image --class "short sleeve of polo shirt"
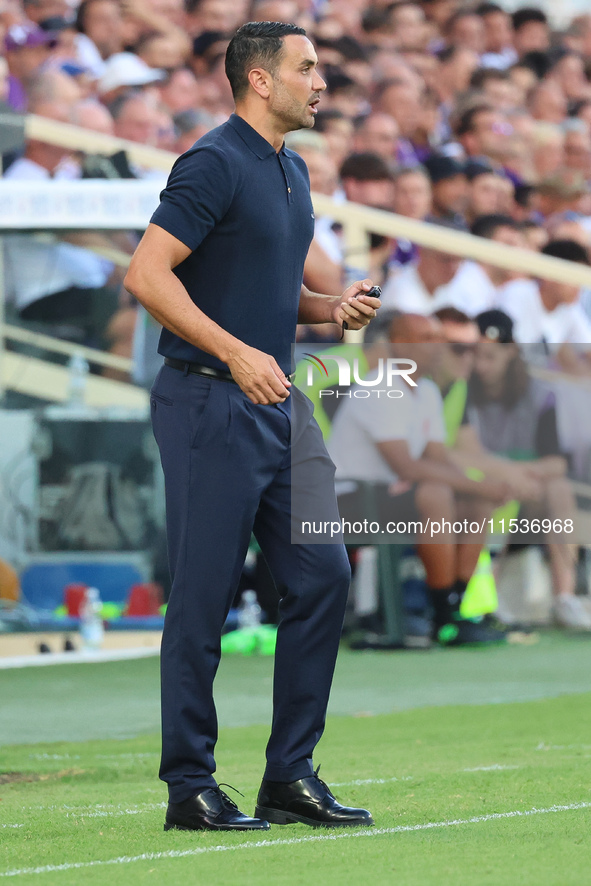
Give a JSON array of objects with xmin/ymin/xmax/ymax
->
[{"xmin": 150, "ymin": 147, "xmax": 235, "ymax": 253}]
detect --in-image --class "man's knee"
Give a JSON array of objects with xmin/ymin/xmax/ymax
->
[
  {"xmin": 305, "ymin": 543, "xmax": 351, "ymax": 599},
  {"xmin": 415, "ymin": 481, "xmax": 455, "ymax": 519}
]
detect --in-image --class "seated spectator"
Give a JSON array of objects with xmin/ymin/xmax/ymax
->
[
  {"xmin": 461, "ymin": 311, "xmax": 589, "ymax": 629},
  {"xmin": 373, "ymin": 77, "xmax": 423, "ymax": 166},
  {"xmin": 528, "ymin": 80, "xmax": 568, "ymax": 125},
  {"xmin": 5, "ymin": 20, "xmax": 57, "ymax": 111},
  {"xmin": 443, "ymin": 9, "xmax": 485, "ymax": 54},
  {"xmin": 25, "ymin": 66, "xmax": 82, "ymax": 112},
  {"xmin": 3, "ymin": 98, "xmax": 118, "ymax": 348},
  {"xmin": 497, "ymin": 240, "xmax": 591, "ymax": 373},
  {"xmin": 431, "ymin": 306, "xmax": 480, "ymax": 446},
  {"xmin": 546, "ymin": 48, "xmax": 590, "ymax": 103},
  {"xmin": 477, "ymin": 2, "xmax": 517, "ymax": 70},
  {"xmin": 389, "ymin": 2, "xmax": 429, "ymax": 53},
  {"xmin": 410, "ymin": 85, "xmax": 445, "ymax": 161},
  {"xmin": 423, "ymin": 153, "xmax": 468, "ymax": 221},
  {"xmin": 435, "ymin": 44, "xmax": 480, "ymax": 115},
  {"xmin": 287, "ymin": 131, "xmax": 342, "ymax": 298},
  {"xmin": 512, "ymin": 7, "xmax": 550, "ymax": 56},
  {"xmin": 530, "ymin": 122, "xmax": 565, "ymax": 180},
  {"xmin": 464, "ymin": 158, "xmax": 510, "ymax": 223},
  {"xmin": 108, "ymin": 90, "xmax": 171, "ymax": 178},
  {"xmin": 328, "ymin": 311, "xmax": 508, "ymax": 646},
  {"xmin": 470, "ymin": 67, "xmax": 518, "ymax": 112},
  {"xmin": 381, "ymin": 217, "xmax": 463, "ymax": 313},
  {"xmin": 393, "ymin": 165, "xmax": 432, "ymax": 221},
  {"xmin": 352, "ymin": 112, "xmax": 399, "ymax": 162},
  {"xmin": 312, "ymin": 108, "xmax": 354, "ymax": 169},
  {"xmin": 454, "ymin": 102, "xmax": 510, "ymax": 164},
  {"xmin": 563, "ymin": 118, "xmax": 591, "ymax": 178},
  {"xmin": 389, "ymin": 165, "xmax": 432, "ymax": 271},
  {"xmin": 442, "ymin": 213, "xmax": 526, "ymax": 316},
  {"xmin": 75, "ymin": 0, "xmax": 125, "ymax": 67},
  {"xmin": 158, "ymin": 67, "xmax": 201, "ymax": 114},
  {"xmin": 97, "ymin": 52, "xmax": 166, "ymax": 104},
  {"xmin": 135, "ymin": 32, "xmax": 188, "ymax": 71},
  {"xmin": 340, "ymin": 151, "xmax": 396, "ymax": 283},
  {"xmin": 173, "ymin": 107, "xmax": 216, "ymax": 154}
]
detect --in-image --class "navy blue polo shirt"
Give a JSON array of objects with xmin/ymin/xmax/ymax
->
[{"xmin": 150, "ymin": 113, "xmax": 315, "ymax": 374}]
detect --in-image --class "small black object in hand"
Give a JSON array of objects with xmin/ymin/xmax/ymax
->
[{"xmin": 341, "ymin": 285, "xmax": 382, "ymax": 338}]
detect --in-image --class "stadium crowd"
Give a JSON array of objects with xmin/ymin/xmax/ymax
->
[
  {"xmin": 4, "ymin": 0, "xmax": 591, "ymax": 642},
  {"xmin": 3, "ymin": 0, "xmax": 591, "ymax": 357}
]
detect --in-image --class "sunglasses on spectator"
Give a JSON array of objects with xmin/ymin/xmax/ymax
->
[{"xmin": 449, "ymin": 343, "xmax": 476, "ymax": 356}]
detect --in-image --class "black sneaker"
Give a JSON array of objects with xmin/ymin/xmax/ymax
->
[{"xmin": 435, "ymin": 616, "xmax": 506, "ymax": 647}]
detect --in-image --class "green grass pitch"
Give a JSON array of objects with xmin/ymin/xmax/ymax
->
[{"xmin": 2, "ymin": 635, "xmax": 591, "ymax": 885}]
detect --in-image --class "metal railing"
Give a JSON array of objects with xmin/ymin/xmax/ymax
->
[{"xmin": 4, "ymin": 115, "xmax": 591, "ymax": 405}]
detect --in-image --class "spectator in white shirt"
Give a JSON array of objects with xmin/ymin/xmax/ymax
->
[
  {"xmin": 328, "ymin": 312, "xmax": 509, "ymax": 646},
  {"xmin": 340, "ymin": 151, "xmax": 396, "ymax": 284},
  {"xmin": 381, "ymin": 217, "xmax": 464, "ymax": 313},
  {"xmin": 496, "ymin": 239, "xmax": 591, "ymax": 374},
  {"xmin": 3, "ymin": 98, "xmax": 116, "ymax": 346},
  {"xmin": 476, "ymin": 3, "xmax": 518, "ymax": 70},
  {"xmin": 465, "ymin": 312, "xmax": 589, "ymax": 629},
  {"xmin": 442, "ymin": 213, "xmax": 527, "ymax": 317}
]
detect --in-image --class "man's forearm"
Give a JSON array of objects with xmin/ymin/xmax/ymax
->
[
  {"xmin": 298, "ymin": 284, "xmax": 340, "ymax": 324},
  {"xmin": 396, "ymin": 456, "xmax": 489, "ymax": 496},
  {"xmin": 125, "ymin": 265, "xmax": 242, "ymax": 365}
]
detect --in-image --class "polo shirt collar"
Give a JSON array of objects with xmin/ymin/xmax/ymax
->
[{"xmin": 228, "ymin": 113, "xmax": 286, "ymax": 159}]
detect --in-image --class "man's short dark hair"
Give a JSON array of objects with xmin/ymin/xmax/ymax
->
[
  {"xmin": 455, "ymin": 102, "xmax": 495, "ymax": 137},
  {"xmin": 433, "ymin": 306, "xmax": 473, "ymax": 324},
  {"xmin": 470, "ymin": 67, "xmax": 509, "ymax": 90},
  {"xmin": 107, "ymin": 89, "xmax": 144, "ymax": 121},
  {"xmin": 541, "ymin": 239, "xmax": 590, "ymax": 265},
  {"xmin": 76, "ymin": 0, "xmax": 114, "ymax": 33},
  {"xmin": 474, "ymin": 3, "xmax": 505, "ymax": 17},
  {"xmin": 314, "ymin": 108, "xmax": 346, "ymax": 131},
  {"xmin": 471, "ymin": 214, "xmax": 518, "ymax": 239},
  {"xmin": 339, "ymin": 152, "xmax": 394, "ymax": 182},
  {"xmin": 512, "ymin": 7, "xmax": 547, "ymax": 31},
  {"xmin": 225, "ymin": 21, "xmax": 306, "ymax": 101}
]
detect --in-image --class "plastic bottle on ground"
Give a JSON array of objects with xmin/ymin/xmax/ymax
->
[
  {"xmin": 79, "ymin": 587, "xmax": 104, "ymax": 652},
  {"xmin": 237, "ymin": 589, "xmax": 261, "ymax": 630}
]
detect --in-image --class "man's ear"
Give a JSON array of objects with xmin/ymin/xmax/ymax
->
[{"xmin": 248, "ymin": 67, "xmax": 272, "ymax": 99}]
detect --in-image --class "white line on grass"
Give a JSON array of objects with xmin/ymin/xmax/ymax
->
[
  {"xmin": 463, "ymin": 765, "xmax": 520, "ymax": 772},
  {"xmin": 2, "ymin": 801, "xmax": 590, "ymax": 878},
  {"xmin": 332, "ymin": 776, "xmax": 412, "ymax": 786},
  {"xmin": 536, "ymin": 743, "xmax": 591, "ymax": 751},
  {"xmin": 0, "ymin": 825, "xmax": 23, "ymax": 829}
]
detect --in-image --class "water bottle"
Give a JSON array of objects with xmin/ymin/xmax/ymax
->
[
  {"xmin": 67, "ymin": 351, "xmax": 89, "ymax": 406},
  {"xmin": 80, "ymin": 587, "xmax": 104, "ymax": 652},
  {"xmin": 237, "ymin": 590, "xmax": 261, "ymax": 630}
]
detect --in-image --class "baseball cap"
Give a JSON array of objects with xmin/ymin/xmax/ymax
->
[
  {"xmin": 423, "ymin": 154, "xmax": 466, "ymax": 184},
  {"xmin": 39, "ymin": 15, "xmax": 76, "ymax": 32},
  {"xmin": 464, "ymin": 157, "xmax": 497, "ymax": 181},
  {"xmin": 476, "ymin": 309, "xmax": 514, "ymax": 343},
  {"xmin": 98, "ymin": 52, "xmax": 166, "ymax": 94},
  {"xmin": 4, "ymin": 21, "xmax": 57, "ymax": 52}
]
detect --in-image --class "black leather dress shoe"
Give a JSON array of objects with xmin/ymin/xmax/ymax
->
[
  {"xmin": 255, "ymin": 768, "xmax": 374, "ymax": 828},
  {"xmin": 165, "ymin": 787, "xmax": 270, "ymax": 832}
]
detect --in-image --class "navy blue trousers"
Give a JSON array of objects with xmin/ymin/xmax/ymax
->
[{"xmin": 151, "ymin": 364, "xmax": 351, "ymax": 803}]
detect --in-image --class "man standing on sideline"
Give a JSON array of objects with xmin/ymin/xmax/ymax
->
[{"xmin": 124, "ymin": 22, "xmax": 381, "ymax": 833}]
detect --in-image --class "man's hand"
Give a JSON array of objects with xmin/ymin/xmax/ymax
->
[
  {"xmin": 332, "ymin": 279, "xmax": 381, "ymax": 331},
  {"xmin": 226, "ymin": 343, "xmax": 291, "ymax": 405},
  {"xmin": 475, "ymin": 479, "xmax": 513, "ymax": 504}
]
